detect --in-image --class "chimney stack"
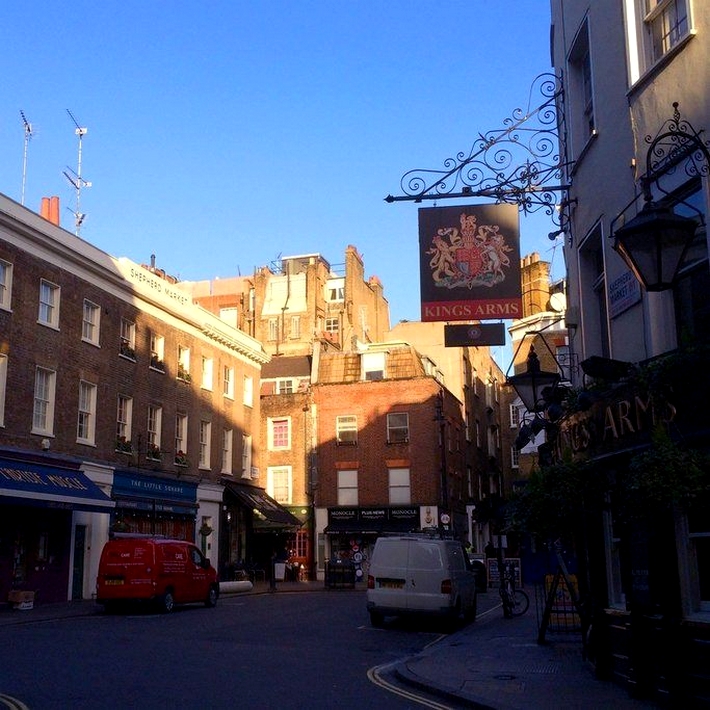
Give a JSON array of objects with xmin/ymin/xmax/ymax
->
[{"xmin": 40, "ymin": 196, "xmax": 61, "ymax": 226}]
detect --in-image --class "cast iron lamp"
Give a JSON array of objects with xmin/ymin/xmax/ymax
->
[
  {"xmin": 507, "ymin": 345, "xmax": 560, "ymax": 413},
  {"xmin": 613, "ymin": 191, "xmax": 697, "ymax": 292}
]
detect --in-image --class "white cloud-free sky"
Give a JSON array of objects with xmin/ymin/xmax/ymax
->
[{"xmin": 1, "ymin": 1, "xmax": 564, "ymax": 362}]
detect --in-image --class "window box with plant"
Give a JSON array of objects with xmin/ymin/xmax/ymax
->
[
  {"xmin": 175, "ymin": 451, "xmax": 189, "ymax": 467},
  {"xmin": 146, "ymin": 445, "xmax": 162, "ymax": 462},
  {"xmin": 119, "ymin": 342, "xmax": 136, "ymax": 360},
  {"xmin": 115, "ymin": 436, "xmax": 133, "ymax": 454},
  {"xmin": 177, "ymin": 365, "xmax": 191, "ymax": 382},
  {"xmin": 150, "ymin": 355, "xmax": 165, "ymax": 371}
]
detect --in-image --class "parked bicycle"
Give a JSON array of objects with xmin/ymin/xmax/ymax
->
[{"xmin": 499, "ymin": 561, "xmax": 530, "ymax": 618}]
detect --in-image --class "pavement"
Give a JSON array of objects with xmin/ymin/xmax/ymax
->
[{"xmin": 0, "ymin": 582, "xmax": 659, "ymax": 709}]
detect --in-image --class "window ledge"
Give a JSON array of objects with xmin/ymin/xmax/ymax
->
[{"xmin": 628, "ymin": 30, "xmax": 696, "ymax": 98}]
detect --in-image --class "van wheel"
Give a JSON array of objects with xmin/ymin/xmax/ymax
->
[
  {"xmin": 369, "ymin": 610, "xmax": 384, "ymax": 628},
  {"xmin": 205, "ymin": 585, "xmax": 218, "ymax": 608},
  {"xmin": 160, "ymin": 591, "xmax": 175, "ymax": 613}
]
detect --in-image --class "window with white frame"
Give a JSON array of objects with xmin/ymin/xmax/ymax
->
[
  {"xmin": 387, "ymin": 412, "xmax": 409, "ymax": 444},
  {"xmin": 199, "ymin": 420, "xmax": 211, "ymax": 468},
  {"xmin": 268, "ymin": 466, "xmax": 292, "ymax": 504},
  {"xmin": 472, "ymin": 367, "xmax": 479, "ymax": 396},
  {"xmin": 241, "ymin": 434, "xmax": 252, "ymax": 478},
  {"xmin": 76, "ymin": 380, "xmax": 97, "ymax": 444},
  {"xmin": 290, "ymin": 315, "xmax": 301, "ymax": 339},
  {"xmin": 116, "ymin": 395, "xmax": 132, "ymax": 447},
  {"xmin": 268, "ymin": 417, "xmax": 291, "ymax": 450},
  {"xmin": 568, "ymin": 18, "xmax": 596, "ymax": 156},
  {"xmin": 38, "ymin": 279, "xmax": 60, "ymax": 328},
  {"xmin": 222, "ymin": 429, "xmax": 233, "ymax": 474},
  {"xmin": 337, "ymin": 469, "xmax": 358, "ymax": 506},
  {"xmin": 336, "ymin": 415, "xmax": 358, "ymax": 445},
  {"xmin": 0, "ymin": 259, "xmax": 12, "ymax": 311},
  {"xmin": 511, "ymin": 446, "xmax": 520, "ymax": 469},
  {"xmin": 120, "ymin": 318, "xmax": 136, "ymax": 359},
  {"xmin": 175, "ymin": 412, "xmax": 187, "ymax": 464},
  {"xmin": 223, "ymin": 365, "xmax": 234, "ymax": 399},
  {"xmin": 324, "ymin": 317, "xmax": 339, "ymax": 333},
  {"xmin": 625, "ymin": 0, "xmax": 692, "ymax": 83},
  {"xmin": 579, "ymin": 223, "xmax": 610, "ymax": 359},
  {"xmin": 82, "ymin": 300, "xmax": 100, "ymax": 345},
  {"xmin": 510, "ymin": 404, "xmax": 521, "ymax": 428},
  {"xmin": 326, "ymin": 279, "xmax": 345, "ymax": 301},
  {"xmin": 362, "ymin": 351, "xmax": 385, "ymax": 381},
  {"xmin": 150, "ymin": 333, "xmax": 165, "ymax": 370},
  {"xmin": 688, "ymin": 496, "xmax": 710, "ymax": 611},
  {"xmin": 178, "ymin": 345, "xmax": 191, "ymax": 380},
  {"xmin": 603, "ymin": 500, "xmax": 626, "ymax": 609},
  {"xmin": 276, "ymin": 378, "xmax": 294, "ymax": 394},
  {"xmin": 147, "ymin": 405, "xmax": 162, "ymax": 457},
  {"xmin": 268, "ymin": 318, "xmax": 278, "ymax": 341},
  {"xmin": 243, "ymin": 375, "xmax": 253, "ymax": 407},
  {"xmin": 0, "ymin": 354, "xmax": 7, "ymax": 427},
  {"xmin": 201, "ymin": 356, "xmax": 214, "ymax": 390},
  {"xmin": 32, "ymin": 367, "xmax": 56, "ymax": 435},
  {"xmin": 388, "ymin": 468, "xmax": 411, "ymax": 504}
]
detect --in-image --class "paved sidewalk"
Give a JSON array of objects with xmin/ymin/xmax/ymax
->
[{"xmin": 393, "ymin": 597, "xmax": 660, "ymax": 709}]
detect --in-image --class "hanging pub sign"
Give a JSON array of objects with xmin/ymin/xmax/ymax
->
[
  {"xmin": 444, "ymin": 323, "xmax": 506, "ymax": 347},
  {"xmin": 419, "ymin": 204, "xmax": 522, "ymax": 322}
]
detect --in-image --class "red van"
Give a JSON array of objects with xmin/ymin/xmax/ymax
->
[{"xmin": 96, "ymin": 535, "xmax": 219, "ymax": 613}]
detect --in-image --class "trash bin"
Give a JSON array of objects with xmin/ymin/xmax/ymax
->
[{"xmin": 324, "ymin": 560, "xmax": 356, "ymax": 589}]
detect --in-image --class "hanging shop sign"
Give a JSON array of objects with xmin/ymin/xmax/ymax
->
[
  {"xmin": 444, "ymin": 323, "xmax": 506, "ymax": 347},
  {"xmin": 419, "ymin": 204, "xmax": 522, "ymax": 322}
]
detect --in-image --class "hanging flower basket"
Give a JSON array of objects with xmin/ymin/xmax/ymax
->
[{"xmin": 199, "ymin": 524, "xmax": 213, "ymax": 537}]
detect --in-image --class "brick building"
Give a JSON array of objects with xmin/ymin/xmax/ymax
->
[
  {"xmin": 312, "ymin": 341, "xmax": 467, "ymax": 581},
  {"xmin": 0, "ymin": 193, "xmax": 269, "ymax": 602}
]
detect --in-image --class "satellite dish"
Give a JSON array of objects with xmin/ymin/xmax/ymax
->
[{"xmin": 549, "ymin": 292, "xmax": 567, "ymax": 312}]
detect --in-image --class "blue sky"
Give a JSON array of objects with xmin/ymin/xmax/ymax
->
[{"xmin": 1, "ymin": 1, "xmax": 563, "ymax": 354}]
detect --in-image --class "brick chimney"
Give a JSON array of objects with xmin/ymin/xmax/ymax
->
[{"xmin": 40, "ymin": 196, "xmax": 60, "ymax": 226}]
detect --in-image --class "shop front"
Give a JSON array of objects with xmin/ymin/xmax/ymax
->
[
  {"xmin": 111, "ymin": 470, "xmax": 198, "ymax": 540},
  {"xmin": 556, "ymin": 363, "xmax": 710, "ymax": 703},
  {"xmin": 221, "ymin": 482, "xmax": 302, "ymax": 582},
  {"xmin": 324, "ymin": 506, "xmax": 423, "ymax": 584},
  {"xmin": 0, "ymin": 454, "xmax": 115, "ymax": 604}
]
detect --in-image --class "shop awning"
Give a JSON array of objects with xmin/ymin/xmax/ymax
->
[
  {"xmin": 224, "ymin": 483, "xmax": 302, "ymax": 531},
  {"xmin": 0, "ymin": 458, "xmax": 115, "ymax": 513}
]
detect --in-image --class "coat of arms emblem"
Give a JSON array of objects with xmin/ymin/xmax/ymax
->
[{"xmin": 426, "ymin": 212, "xmax": 513, "ymax": 289}]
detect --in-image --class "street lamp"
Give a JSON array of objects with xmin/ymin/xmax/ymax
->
[
  {"xmin": 613, "ymin": 190, "xmax": 697, "ymax": 292},
  {"xmin": 506, "ymin": 345, "xmax": 561, "ymax": 413}
]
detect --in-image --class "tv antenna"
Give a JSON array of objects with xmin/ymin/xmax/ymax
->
[
  {"xmin": 20, "ymin": 110, "xmax": 34, "ymax": 205},
  {"xmin": 64, "ymin": 109, "xmax": 92, "ymax": 235}
]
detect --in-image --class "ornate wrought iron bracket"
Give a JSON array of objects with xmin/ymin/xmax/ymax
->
[
  {"xmin": 384, "ymin": 73, "xmax": 574, "ymax": 226},
  {"xmin": 612, "ymin": 103, "xmax": 710, "ymax": 233},
  {"xmin": 640, "ymin": 102, "xmax": 710, "ymax": 199}
]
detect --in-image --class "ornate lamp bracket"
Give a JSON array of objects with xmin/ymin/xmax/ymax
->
[
  {"xmin": 384, "ymin": 73, "xmax": 574, "ymax": 229},
  {"xmin": 641, "ymin": 102, "xmax": 710, "ymax": 199}
]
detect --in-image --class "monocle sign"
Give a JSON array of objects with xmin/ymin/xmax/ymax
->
[{"xmin": 559, "ymin": 389, "xmax": 676, "ymax": 459}]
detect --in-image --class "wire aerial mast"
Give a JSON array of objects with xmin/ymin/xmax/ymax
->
[
  {"xmin": 64, "ymin": 109, "xmax": 92, "ymax": 235},
  {"xmin": 20, "ymin": 110, "xmax": 34, "ymax": 205}
]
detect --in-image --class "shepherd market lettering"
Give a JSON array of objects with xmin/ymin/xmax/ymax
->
[
  {"xmin": 561, "ymin": 393, "xmax": 676, "ymax": 455},
  {"xmin": 0, "ymin": 468, "xmax": 89, "ymax": 490}
]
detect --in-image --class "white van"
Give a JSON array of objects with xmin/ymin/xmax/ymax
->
[{"xmin": 366, "ymin": 535, "xmax": 478, "ymax": 627}]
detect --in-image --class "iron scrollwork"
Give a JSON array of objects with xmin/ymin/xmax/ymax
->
[
  {"xmin": 642, "ymin": 102, "xmax": 710, "ymax": 197},
  {"xmin": 384, "ymin": 73, "xmax": 573, "ymax": 224}
]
